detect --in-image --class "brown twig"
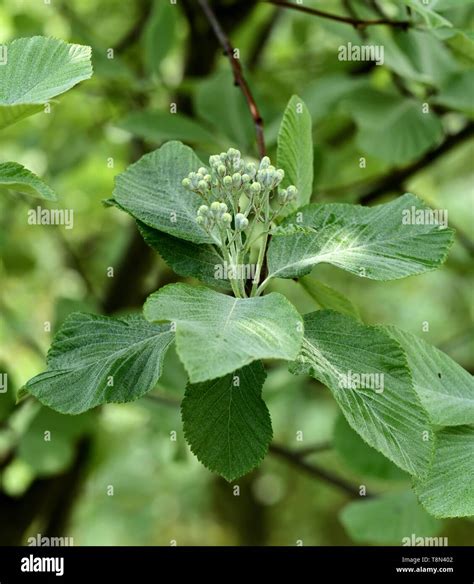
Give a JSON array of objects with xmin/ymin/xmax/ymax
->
[
  {"xmin": 197, "ymin": 0, "xmax": 266, "ymax": 157},
  {"xmin": 269, "ymin": 444, "xmax": 369, "ymax": 498},
  {"xmin": 267, "ymin": 0, "xmax": 410, "ymax": 29}
]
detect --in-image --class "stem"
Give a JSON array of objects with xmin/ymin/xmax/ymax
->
[
  {"xmin": 255, "ymin": 274, "xmax": 272, "ymax": 297},
  {"xmin": 267, "ymin": 0, "xmax": 410, "ymax": 29},
  {"xmin": 251, "ymin": 229, "xmax": 270, "ymax": 296}
]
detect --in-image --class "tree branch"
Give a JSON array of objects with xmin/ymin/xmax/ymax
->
[
  {"xmin": 197, "ymin": 0, "xmax": 266, "ymax": 157},
  {"xmin": 267, "ymin": 0, "xmax": 410, "ymax": 29},
  {"xmin": 269, "ymin": 444, "xmax": 369, "ymax": 498},
  {"xmin": 358, "ymin": 122, "xmax": 474, "ymax": 204}
]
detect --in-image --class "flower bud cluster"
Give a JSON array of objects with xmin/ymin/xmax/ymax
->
[{"xmin": 182, "ymin": 148, "xmax": 298, "ymax": 245}]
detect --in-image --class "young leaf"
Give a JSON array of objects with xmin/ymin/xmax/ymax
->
[
  {"xmin": 0, "ymin": 162, "xmax": 57, "ymax": 200},
  {"xmin": 144, "ymin": 283, "xmax": 304, "ymax": 383},
  {"xmin": 299, "ymin": 276, "xmax": 360, "ymax": 320},
  {"xmin": 385, "ymin": 326, "xmax": 474, "ymax": 426},
  {"xmin": 267, "ymin": 193, "xmax": 454, "ymax": 281},
  {"xmin": 340, "ymin": 491, "xmax": 443, "ymax": 545},
  {"xmin": 277, "ymin": 95, "xmax": 313, "ymax": 208},
  {"xmin": 113, "ymin": 141, "xmax": 213, "ymax": 244},
  {"xmin": 181, "ymin": 361, "xmax": 272, "ymax": 482},
  {"xmin": 137, "ymin": 221, "xmax": 231, "ymax": 291},
  {"xmin": 334, "ymin": 415, "xmax": 407, "ymax": 481},
  {"xmin": 22, "ymin": 313, "xmax": 174, "ymax": 414},
  {"xmin": 0, "ymin": 36, "xmax": 92, "ymax": 130},
  {"xmin": 415, "ymin": 426, "xmax": 474, "ymax": 518},
  {"xmin": 290, "ymin": 310, "xmax": 433, "ymax": 476}
]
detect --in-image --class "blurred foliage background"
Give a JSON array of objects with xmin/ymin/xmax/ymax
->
[{"xmin": 0, "ymin": 0, "xmax": 473, "ymax": 546}]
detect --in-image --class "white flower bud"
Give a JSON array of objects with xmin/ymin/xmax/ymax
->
[
  {"xmin": 182, "ymin": 178, "xmax": 191, "ymax": 189},
  {"xmin": 223, "ymin": 175, "xmax": 233, "ymax": 188},
  {"xmin": 198, "ymin": 205, "xmax": 209, "ymax": 216},
  {"xmin": 210, "ymin": 201, "xmax": 222, "ymax": 214},
  {"xmin": 245, "ymin": 163, "xmax": 257, "ymax": 179},
  {"xmin": 219, "ymin": 202, "xmax": 228, "ymax": 213},
  {"xmin": 197, "ymin": 167, "xmax": 207, "ymax": 176},
  {"xmin": 232, "ymin": 173, "xmax": 242, "ymax": 189},
  {"xmin": 275, "ymin": 169, "xmax": 285, "ymax": 184},
  {"xmin": 241, "ymin": 174, "xmax": 250, "ymax": 184},
  {"xmin": 217, "ymin": 164, "xmax": 226, "ymax": 177},
  {"xmin": 196, "ymin": 215, "xmax": 205, "ymax": 226},
  {"xmin": 209, "ymin": 155, "xmax": 220, "ymax": 168},
  {"xmin": 198, "ymin": 180, "xmax": 209, "ymax": 191},
  {"xmin": 221, "ymin": 212, "xmax": 232, "ymax": 226},
  {"xmin": 235, "ymin": 213, "xmax": 249, "ymax": 231},
  {"xmin": 286, "ymin": 185, "xmax": 298, "ymax": 201},
  {"xmin": 259, "ymin": 156, "xmax": 270, "ymax": 170},
  {"xmin": 250, "ymin": 182, "xmax": 262, "ymax": 195}
]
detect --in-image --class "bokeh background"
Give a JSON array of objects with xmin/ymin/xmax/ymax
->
[{"xmin": 0, "ymin": 0, "xmax": 473, "ymax": 545}]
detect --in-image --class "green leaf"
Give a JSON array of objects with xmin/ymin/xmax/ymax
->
[
  {"xmin": 142, "ymin": 0, "xmax": 177, "ymax": 75},
  {"xmin": 334, "ymin": 415, "xmax": 408, "ymax": 481},
  {"xmin": 301, "ymin": 74, "xmax": 369, "ymax": 122},
  {"xmin": 368, "ymin": 28, "xmax": 459, "ymax": 87},
  {"xmin": 290, "ymin": 311, "xmax": 433, "ymax": 476},
  {"xmin": 0, "ymin": 162, "xmax": 57, "ymax": 200},
  {"xmin": 137, "ymin": 221, "xmax": 232, "ymax": 291},
  {"xmin": 399, "ymin": 0, "xmax": 453, "ymax": 28},
  {"xmin": 340, "ymin": 491, "xmax": 443, "ymax": 545},
  {"xmin": 0, "ymin": 36, "xmax": 92, "ymax": 129},
  {"xmin": 118, "ymin": 111, "xmax": 217, "ymax": 146},
  {"xmin": 195, "ymin": 70, "xmax": 255, "ymax": 149},
  {"xmin": 113, "ymin": 141, "xmax": 212, "ymax": 244},
  {"xmin": 277, "ymin": 95, "xmax": 313, "ymax": 208},
  {"xmin": 18, "ymin": 407, "xmax": 95, "ymax": 476},
  {"xmin": 385, "ymin": 327, "xmax": 474, "ymax": 426},
  {"xmin": 144, "ymin": 283, "xmax": 303, "ymax": 383},
  {"xmin": 267, "ymin": 194, "xmax": 454, "ymax": 281},
  {"xmin": 415, "ymin": 426, "xmax": 474, "ymax": 518},
  {"xmin": 346, "ymin": 88, "xmax": 443, "ymax": 165},
  {"xmin": 23, "ymin": 313, "xmax": 174, "ymax": 414},
  {"xmin": 299, "ymin": 276, "xmax": 360, "ymax": 320},
  {"xmin": 433, "ymin": 71, "xmax": 474, "ymax": 115},
  {"xmin": 182, "ymin": 362, "xmax": 272, "ymax": 481}
]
